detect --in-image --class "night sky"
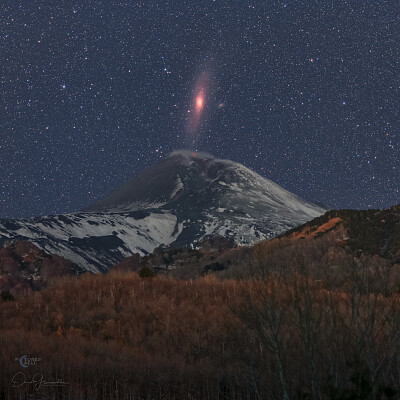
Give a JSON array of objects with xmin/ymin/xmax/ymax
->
[{"xmin": 1, "ymin": 1, "xmax": 399, "ymax": 218}]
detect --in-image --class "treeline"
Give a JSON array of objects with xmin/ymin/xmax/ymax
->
[{"xmin": 1, "ymin": 236, "xmax": 400, "ymax": 399}]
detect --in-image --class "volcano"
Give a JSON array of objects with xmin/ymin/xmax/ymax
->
[{"xmin": 0, "ymin": 151, "xmax": 327, "ymax": 272}]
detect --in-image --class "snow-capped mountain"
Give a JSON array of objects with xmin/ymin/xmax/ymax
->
[{"xmin": 0, "ymin": 151, "xmax": 327, "ymax": 272}]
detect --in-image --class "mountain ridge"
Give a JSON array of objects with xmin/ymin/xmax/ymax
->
[{"xmin": 0, "ymin": 151, "xmax": 327, "ymax": 272}]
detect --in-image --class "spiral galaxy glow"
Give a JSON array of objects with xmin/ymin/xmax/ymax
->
[{"xmin": 186, "ymin": 71, "xmax": 210, "ymax": 138}]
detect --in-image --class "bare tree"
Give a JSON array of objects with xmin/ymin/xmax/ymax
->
[{"xmin": 242, "ymin": 276, "xmax": 292, "ymax": 400}]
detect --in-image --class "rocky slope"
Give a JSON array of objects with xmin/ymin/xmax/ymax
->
[{"xmin": 0, "ymin": 240, "xmax": 83, "ymax": 293}]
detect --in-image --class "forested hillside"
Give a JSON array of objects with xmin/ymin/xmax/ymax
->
[
  {"xmin": 2, "ymin": 207, "xmax": 400, "ymax": 398},
  {"xmin": 1, "ymin": 232, "xmax": 400, "ymax": 399}
]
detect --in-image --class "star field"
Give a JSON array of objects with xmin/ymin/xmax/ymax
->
[{"xmin": 1, "ymin": 1, "xmax": 399, "ymax": 218}]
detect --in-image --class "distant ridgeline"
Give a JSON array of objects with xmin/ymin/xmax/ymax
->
[{"xmin": 284, "ymin": 205, "xmax": 400, "ymax": 259}]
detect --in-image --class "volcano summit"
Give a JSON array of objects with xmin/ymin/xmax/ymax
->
[{"xmin": 0, "ymin": 151, "xmax": 327, "ymax": 272}]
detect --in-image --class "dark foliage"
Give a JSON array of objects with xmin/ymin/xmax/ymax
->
[
  {"xmin": 139, "ymin": 266, "xmax": 155, "ymax": 278},
  {"xmin": 0, "ymin": 290, "xmax": 14, "ymax": 301}
]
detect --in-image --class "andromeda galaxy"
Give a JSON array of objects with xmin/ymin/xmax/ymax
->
[{"xmin": 186, "ymin": 70, "xmax": 211, "ymax": 139}]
